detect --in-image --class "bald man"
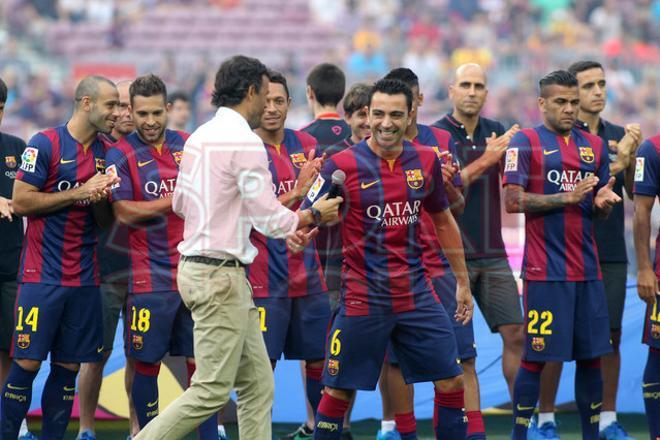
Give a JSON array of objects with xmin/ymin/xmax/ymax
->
[
  {"xmin": 432, "ymin": 63, "xmax": 523, "ymax": 400},
  {"xmin": 76, "ymin": 79, "xmax": 138, "ymax": 440},
  {"xmin": 1, "ymin": 76, "xmax": 119, "ymax": 439}
]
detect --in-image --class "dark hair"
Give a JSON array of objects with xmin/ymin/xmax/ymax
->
[
  {"xmin": 267, "ymin": 70, "xmax": 289, "ymax": 98},
  {"xmin": 211, "ymin": 55, "xmax": 268, "ymax": 107},
  {"xmin": 383, "ymin": 67, "xmax": 419, "ymax": 90},
  {"xmin": 567, "ymin": 60, "xmax": 604, "ymax": 77},
  {"xmin": 306, "ymin": 63, "xmax": 345, "ymax": 107},
  {"xmin": 369, "ymin": 79, "xmax": 413, "ymax": 112},
  {"xmin": 167, "ymin": 91, "xmax": 189, "ymax": 105},
  {"xmin": 130, "ymin": 74, "xmax": 168, "ymax": 105},
  {"xmin": 0, "ymin": 77, "xmax": 7, "ymax": 104},
  {"xmin": 74, "ymin": 75, "xmax": 115, "ymax": 108},
  {"xmin": 538, "ymin": 70, "xmax": 578, "ymax": 97},
  {"xmin": 343, "ymin": 83, "xmax": 371, "ymax": 116}
]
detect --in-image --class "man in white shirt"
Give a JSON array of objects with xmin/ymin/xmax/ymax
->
[{"xmin": 134, "ymin": 55, "xmax": 342, "ymax": 440}]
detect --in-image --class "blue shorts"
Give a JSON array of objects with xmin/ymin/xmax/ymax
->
[
  {"xmin": 522, "ymin": 281, "xmax": 612, "ymax": 362},
  {"xmin": 11, "ymin": 283, "xmax": 103, "ymax": 363},
  {"xmin": 642, "ymin": 294, "xmax": 660, "ymax": 349},
  {"xmin": 254, "ymin": 293, "xmax": 331, "ymax": 361},
  {"xmin": 125, "ymin": 291, "xmax": 194, "ymax": 363},
  {"xmin": 323, "ymin": 302, "xmax": 462, "ymax": 390},
  {"xmin": 387, "ymin": 273, "xmax": 476, "ymax": 364}
]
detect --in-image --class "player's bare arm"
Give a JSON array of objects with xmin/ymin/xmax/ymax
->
[
  {"xmin": 112, "ymin": 197, "xmax": 173, "ymax": 225},
  {"xmin": 620, "ymin": 123, "xmax": 642, "ymax": 199},
  {"xmin": 504, "ymin": 176, "xmax": 599, "ymax": 213},
  {"xmin": 12, "ymin": 172, "xmax": 116, "ymax": 216},
  {"xmin": 429, "ymin": 209, "xmax": 473, "ymax": 324},
  {"xmin": 593, "ymin": 176, "xmax": 622, "ymax": 218},
  {"xmin": 278, "ymin": 149, "xmax": 324, "ymax": 208},
  {"xmin": 634, "ymin": 194, "xmax": 658, "ymax": 306},
  {"xmin": 460, "ymin": 124, "xmax": 519, "ymax": 186}
]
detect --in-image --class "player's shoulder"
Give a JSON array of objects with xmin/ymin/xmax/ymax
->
[
  {"xmin": 479, "ymin": 116, "xmax": 506, "ymax": 135},
  {"xmin": 427, "ymin": 125, "xmax": 452, "ymax": 144},
  {"xmin": 640, "ymin": 134, "xmax": 660, "ymax": 155},
  {"xmin": 288, "ymin": 128, "xmax": 317, "ymax": 147},
  {"xmin": 166, "ymin": 129, "xmax": 190, "ymax": 145},
  {"xmin": 408, "ymin": 140, "xmax": 440, "ymax": 164},
  {"xmin": 28, "ymin": 126, "xmax": 61, "ymax": 148},
  {"xmin": 600, "ymin": 119, "xmax": 625, "ymax": 139},
  {"xmin": 575, "ymin": 127, "xmax": 604, "ymax": 148},
  {"xmin": 0, "ymin": 131, "xmax": 27, "ymax": 151}
]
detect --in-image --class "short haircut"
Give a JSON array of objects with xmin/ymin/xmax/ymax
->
[
  {"xmin": 343, "ymin": 83, "xmax": 372, "ymax": 116},
  {"xmin": 306, "ymin": 63, "xmax": 345, "ymax": 107},
  {"xmin": 383, "ymin": 67, "xmax": 419, "ymax": 90},
  {"xmin": 167, "ymin": 91, "xmax": 189, "ymax": 105},
  {"xmin": 538, "ymin": 70, "xmax": 578, "ymax": 97},
  {"xmin": 567, "ymin": 60, "xmax": 604, "ymax": 77},
  {"xmin": 74, "ymin": 75, "xmax": 115, "ymax": 107},
  {"xmin": 369, "ymin": 78, "xmax": 413, "ymax": 112},
  {"xmin": 211, "ymin": 55, "xmax": 268, "ymax": 107},
  {"xmin": 129, "ymin": 74, "xmax": 167, "ymax": 105},
  {"xmin": 0, "ymin": 77, "xmax": 7, "ymax": 104},
  {"xmin": 267, "ymin": 70, "xmax": 290, "ymax": 98}
]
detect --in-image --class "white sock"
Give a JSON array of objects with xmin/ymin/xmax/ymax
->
[
  {"xmin": 19, "ymin": 419, "xmax": 29, "ymax": 436},
  {"xmin": 381, "ymin": 419, "xmax": 396, "ymax": 432},
  {"xmin": 537, "ymin": 412, "xmax": 555, "ymax": 426},
  {"xmin": 217, "ymin": 424, "xmax": 226, "ymax": 436},
  {"xmin": 599, "ymin": 411, "xmax": 617, "ymax": 431}
]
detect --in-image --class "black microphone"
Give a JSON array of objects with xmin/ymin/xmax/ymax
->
[{"xmin": 327, "ymin": 170, "xmax": 346, "ymax": 199}]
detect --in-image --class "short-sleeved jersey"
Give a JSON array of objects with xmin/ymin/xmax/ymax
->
[
  {"xmin": 503, "ymin": 125, "xmax": 610, "ymax": 281},
  {"xmin": 412, "ymin": 125, "xmax": 463, "ymax": 279},
  {"xmin": 247, "ymin": 129, "xmax": 326, "ymax": 298},
  {"xmin": 105, "ymin": 130, "xmax": 188, "ymax": 293},
  {"xmin": 300, "ymin": 114, "xmax": 350, "ymax": 157},
  {"xmin": 633, "ymin": 135, "xmax": 660, "ymax": 278},
  {"xmin": 576, "ymin": 119, "xmax": 627, "ymax": 263},
  {"xmin": 96, "ymin": 133, "xmax": 130, "ymax": 282},
  {"xmin": 0, "ymin": 132, "xmax": 25, "ymax": 281},
  {"xmin": 302, "ymin": 140, "xmax": 448, "ymax": 316},
  {"xmin": 433, "ymin": 114, "xmax": 507, "ymax": 259},
  {"xmin": 16, "ymin": 125, "xmax": 107, "ymax": 286}
]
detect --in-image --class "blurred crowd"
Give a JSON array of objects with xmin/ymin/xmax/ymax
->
[{"xmin": 0, "ymin": 0, "xmax": 658, "ymax": 140}]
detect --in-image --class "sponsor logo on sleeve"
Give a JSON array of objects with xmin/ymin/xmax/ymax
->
[
  {"xmin": 106, "ymin": 164, "xmax": 120, "ymax": 190},
  {"xmin": 20, "ymin": 147, "xmax": 39, "ymax": 173},
  {"xmin": 306, "ymin": 175, "xmax": 325, "ymax": 202},
  {"xmin": 635, "ymin": 157, "xmax": 645, "ymax": 182},
  {"xmin": 505, "ymin": 148, "xmax": 518, "ymax": 172}
]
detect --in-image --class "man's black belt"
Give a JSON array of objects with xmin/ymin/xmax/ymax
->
[{"xmin": 182, "ymin": 255, "xmax": 245, "ymax": 268}]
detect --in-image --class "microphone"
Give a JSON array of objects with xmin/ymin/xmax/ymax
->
[{"xmin": 327, "ymin": 169, "xmax": 346, "ymax": 199}]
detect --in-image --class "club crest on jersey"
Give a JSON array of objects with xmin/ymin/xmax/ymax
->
[
  {"xmin": 505, "ymin": 148, "xmax": 518, "ymax": 172},
  {"xmin": 17, "ymin": 334, "xmax": 30, "ymax": 349},
  {"xmin": 289, "ymin": 152, "xmax": 307, "ymax": 169},
  {"xmin": 173, "ymin": 151, "xmax": 183, "ymax": 166},
  {"xmin": 95, "ymin": 158, "xmax": 106, "ymax": 173},
  {"xmin": 5, "ymin": 156, "xmax": 17, "ymax": 168},
  {"xmin": 331, "ymin": 125, "xmax": 343, "ymax": 136},
  {"xmin": 405, "ymin": 169, "xmax": 424, "ymax": 190},
  {"xmin": 327, "ymin": 359, "xmax": 339, "ymax": 376},
  {"xmin": 531, "ymin": 337, "xmax": 545, "ymax": 352},
  {"xmin": 579, "ymin": 146, "xmax": 595, "ymax": 164},
  {"xmin": 20, "ymin": 147, "xmax": 39, "ymax": 173},
  {"xmin": 132, "ymin": 334, "xmax": 144, "ymax": 350},
  {"xmin": 652, "ymin": 323, "xmax": 660, "ymax": 339}
]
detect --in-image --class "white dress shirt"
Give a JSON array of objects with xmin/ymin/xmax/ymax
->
[{"xmin": 173, "ymin": 107, "xmax": 299, "ymax": 264}]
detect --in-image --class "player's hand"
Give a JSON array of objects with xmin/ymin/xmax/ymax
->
[
  {"xmin": 594, "ymin": 177, "xmax": 622, "ymax": 210},
  {"xmin": 625, "ymin": 123, "xmax": 642, "ymax": 148},
  {"xmin": 637, "ymin": 268, "xmax": 658, "ymax": 306},
  {"xmin": 483, "ymin": 124, "xmax": 520, "ymax": 164},
  {"xmin": 76, "ymin": 172, "xmax": 118, "ymax": 202},
  {"xmin": 294, "ymin": 149, "xmax": 324, "ymax": 199},
  {"xmin": 0, "ymin": 197, "xmax": 13, "ymax": 221},
  {"xmin": 565, "ymin": 175, "xmax": 599, "ymax": 204},
  {"xmin": 454, "ymin": 282, "xmax": 474, "ymax": 325},
  {"xmin": 286, "ymin": 227, "xmax": 319, "ymax": 253},
  {"xmin": 311, "ymin": 193, "xmax": 343, "ymax": 224}
]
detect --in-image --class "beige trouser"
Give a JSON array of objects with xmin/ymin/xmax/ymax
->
[{"xmin": 134, "ymin": 259, "xmax": 274, "ymax": 439}]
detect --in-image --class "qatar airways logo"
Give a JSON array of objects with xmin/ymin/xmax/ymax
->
[
  {"xmin": 273, "ymin": 179, "xmax": 295, "ymax": 196},
  {"xmin": 366, "ymin": 200, "xmax": 421, "ymax": 228},
  {"xmin": 56, "ymin": 180, "xmax": 90, "ymax": 206},
  {"xmin": 547, "ymin": 170, "xmax": 594, "ymax": 192},
  {"xmin": 144, "ymin": 178, "xmax": 177, "ymax": 198}
]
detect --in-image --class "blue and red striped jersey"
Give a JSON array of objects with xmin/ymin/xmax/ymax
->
[
  {"xmin": 413, "ymin": 124, "xmax": 462, "ymax": 279},
  {"xmin": 16, "ymin": 125, "xmax": 107, "ymax": 286},
  {"xmin": 302, "ymin": 140, "xmax": 448, "ymax": 316},
  {"xmin": 247, "ymin": 129, "xmax": 326, "ymax": 298},
  {"xmin": 105, "ymin": 129, "xmax": 188, "ymax": 293},
  {"xmin": 633, "ymin": 135, "xmax": 660, "ymax": 278},
  {"xmin": 503, "ymin": 125, "xmax": 610, "ymax": 281}
]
